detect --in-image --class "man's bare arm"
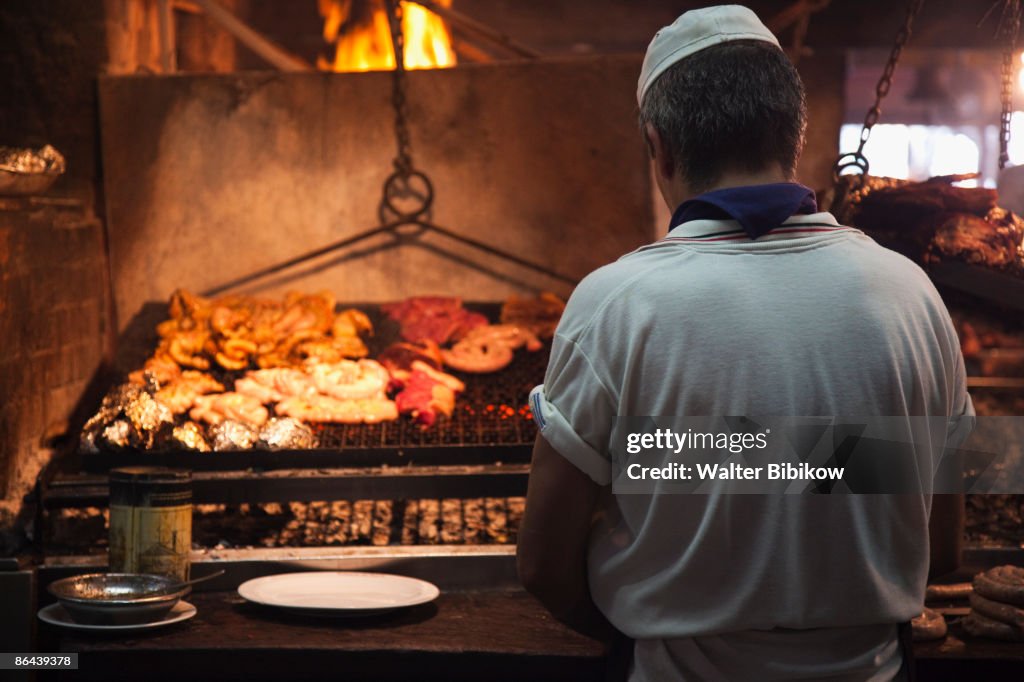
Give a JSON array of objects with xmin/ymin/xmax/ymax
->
[
  {"xmin": 517, "ymin": 434, "xmax": 614, "ymax": 639},
  {"xmin": 928, "ymin": 493, "xmax": 963, "ymax": 581}
]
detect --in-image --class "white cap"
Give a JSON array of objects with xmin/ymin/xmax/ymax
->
[{"xmin": 637, "ymin": 5, "xmax": 781, "ymax": 105}]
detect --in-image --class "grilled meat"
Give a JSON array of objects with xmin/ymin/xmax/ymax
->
[
  {"xmin": 234, "ymin": 368, "xmax": 317, "ymax": 403},
  {"xmin": 392, "ymin": 361, "xmax": 464, "ymax": 426},
  {"xmin": 441, "ymin": 324, "xmax": 541, "ymax": 373},
  {"xmin": 275, "ymin": 394, "xmax": 398, "ymax": 424},
  {"xmin": 927, "ymin": 208, "xmax": 1023, "ymax": 268},
  {"xmin": 307, "ymin": 359, "xmax": 390, "ymax": 401},
  {"xmin": 154, "ymin": 370, "xmax": 225, "ymax": 414},
  {"xmin": 381, "ymin": 296, "xmax": 487, "ymax": 345},
  {"xmin": 500, "ymin": 292, "xmax": 566, "ymax": 339},
  {"xmin": 190, "ymin": 392, "xmax": 269, "ymax": 427}
]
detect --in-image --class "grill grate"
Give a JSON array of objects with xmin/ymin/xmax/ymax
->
[
  {"xmin": 312, "ymin": 348, "xmax": 542, "ymax": 450},
  {"xmin": 80, "ymin": 302, "xmax": 546, "ymax": 472}
]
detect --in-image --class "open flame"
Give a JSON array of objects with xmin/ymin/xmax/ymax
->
[{"xmin": 318, "ymin": 0, "xmax": 457, "ymax": 72}]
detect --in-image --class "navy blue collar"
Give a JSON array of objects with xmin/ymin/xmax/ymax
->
[{"xmin": 669, "ymin": 183, "xmax": 818, "ymax": 240}]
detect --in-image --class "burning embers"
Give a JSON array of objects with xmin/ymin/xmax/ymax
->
[
  {"xmin": 44, "ymin": 498, "xmax": 528, "ymax": 552},
  {"xmin": 318, "ymin": 0, "xmax": 457, "ymax": 72}
]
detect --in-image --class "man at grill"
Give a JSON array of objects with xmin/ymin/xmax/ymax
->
[{"xmin": 518, "ymin": 4, "xmax": 974, "ymax": 681}]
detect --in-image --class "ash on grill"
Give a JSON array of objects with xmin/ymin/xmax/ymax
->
[{"xmin": 43, "ymin": 498, "xmax": 526, "ymax": 552}]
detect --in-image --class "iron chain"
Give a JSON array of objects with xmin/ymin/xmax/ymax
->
[
  {"xmin": 380, "ymin": 0, "xmax": 434, "ymax": 223},
  {"xmin": 857, "ymin": 0, "xmax": 925, "ymax": 156},
  {"xmin": 386, "ymin": 0, "xmax": 414, "ymax": 177},
  {"xmin": 999, "ymin": 0, "xmax": 1021, "ymax": 169},
  {"xmin": 834, "ymin": 0, "xmax": 924, "ymax": 181}
]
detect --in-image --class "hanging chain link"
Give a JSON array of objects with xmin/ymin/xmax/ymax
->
[
  {"xmin": 999, "ymin": 0, "xmax": 1022, "ymax": 169},
  {"xmin": 386, "ymin": 0, "xmax": 413, "ymax": 176},
  {"xmin": 380, "ymin": 0, "xmax": 434, "ymax": 223},
  {"xmin": 833, "ymin": 0, "xmax": 925, "ymax": 181}
]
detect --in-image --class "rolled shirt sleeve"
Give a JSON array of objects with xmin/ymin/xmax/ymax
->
[
  {"xmin": 530, "ymin": 333, "xmax": 617, "ymax": 485},
  {"xmin": 946, "ymin": 391, "xmax": 975, "ymax": 450},
  {"xmin": 947, "ymin": 347, "xmax": 976, "ymax": 449}
]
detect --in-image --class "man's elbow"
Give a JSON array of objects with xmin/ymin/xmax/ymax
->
[
  {"xmin": 517, "ymin": 548, "xmax": 553, "ymax": 601},
  {"xmin": 517, "ymin": 548, "xmax": 579, "ymax": 617}
]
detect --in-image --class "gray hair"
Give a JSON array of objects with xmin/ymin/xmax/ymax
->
[{"xmin": 638, "ymin": 40, "xmax": 807, "ymax": 193}]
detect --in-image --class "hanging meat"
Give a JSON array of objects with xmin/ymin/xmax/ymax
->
[{"xmin": 843, "ymin": 175, "xmax": 1024, "ymax": 272}]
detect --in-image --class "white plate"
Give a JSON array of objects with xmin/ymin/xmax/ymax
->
[
  {"xmin": 238, "ymin": 572, "xmax": 440, "ymax": 616},
  {"xmin": 38, "ymin": 600, "xmax": 196, "ymax": 632}
]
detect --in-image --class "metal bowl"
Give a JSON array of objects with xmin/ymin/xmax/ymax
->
[
  {"xmin": 0, "ymin": 145, "xmax": 65, "ymax": 196},
  {"xmin": 47, "ymin": 573, "xmax": 189, "ymax": 625},
  {"xmin": 0, "ymin": 169, "xmax": 62, "ymax": 196}
]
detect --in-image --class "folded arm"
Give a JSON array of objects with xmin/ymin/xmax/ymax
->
[{"xmin": 517, "ymin": 434, "xmax": 615, "ymax": 639}]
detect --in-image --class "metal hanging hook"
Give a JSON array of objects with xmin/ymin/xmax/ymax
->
[
  {"xmin": 379, "ymin": 0, "xmax": 434, "ymax": 223},
  {"xmin": 379, "ymin": 169, "xmax": 435, "ymax": 224},
  {"xmin": 831, "ymin": 0, "xmax": 925, "ymax": 185}
]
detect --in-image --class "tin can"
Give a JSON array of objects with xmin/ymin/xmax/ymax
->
[{"xmin": 108, "ymin": 467, "xmax": 192, "ymax": 580}]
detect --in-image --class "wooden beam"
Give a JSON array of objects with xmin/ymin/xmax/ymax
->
[
  {"xmin": 411, "ymin": 0, "xmax": 540, "ymax": 59},
  {"xmin": 172, "ymin": 0, "xmax": 202, "ymax": 14},
  {"xmin": 450, "ymin": 35, "xmax": 494, "ymax": 64},
  {"xmin": 190, "ymin": 0, "xmax": 313, "ymax": 71},
  {"xmin": 156, "ymin": 0, "xmax": 177, "ymax": 73}
]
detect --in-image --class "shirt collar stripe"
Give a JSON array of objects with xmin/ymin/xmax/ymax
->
[
  {"xmin": 662, "ymin": 225, "xmax": 851, "ymax": 243},
  {"xmin": 664, "ymin": 212, "xmax": 843, "ymax": 240}
]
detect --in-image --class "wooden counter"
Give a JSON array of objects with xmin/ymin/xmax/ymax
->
[
  {"xmin": 36, "ymin": 587, "xmax": 1024, "ymax": 682},
  {"xmin": 37, "ymin": 589, "xmax": 608, "ymax": 682},
  {"xmin": 914, "ymin": 622, "xmax": 1024, "ymax": 682}
]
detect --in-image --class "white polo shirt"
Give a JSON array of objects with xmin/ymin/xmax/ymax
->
[{"xmin": 530, "ymin": 212, "xmax": 973, "ymax": 681}]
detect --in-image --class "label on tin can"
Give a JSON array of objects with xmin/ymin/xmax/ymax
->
[
  {"xmin": 108, "ymin": 467, "xmax": 193, "ymax": 581},
  {"xmin": 109, "ymin": 503, "xmax": 192, "ymax": 581}
]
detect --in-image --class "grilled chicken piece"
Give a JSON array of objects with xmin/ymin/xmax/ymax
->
[
  {"xmin": 306, "ymin": 359, "xmax": 390, "ymax": 401},
  {"xmin": 189, "ymin": 392, "xmax": 269, "ymax": 427},
  {"xmin": 154, "ymin": 371, "xmax": 225, "ymax": 414},
  {"xmin": 234, "ymin": 368, "xmax": 317, "ymax": 403},
  {"xmin": 275, "ymin": 394, "xmax": 398, "ymax": 424}
]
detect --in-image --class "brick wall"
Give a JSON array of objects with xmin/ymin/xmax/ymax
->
[
  {"xmin": 0, "ymin": 198, "xmax": 111, "ymax": 549},
  {"xmin": 0, "ymin": 1, "xmax": 110, "ymax": 208}
]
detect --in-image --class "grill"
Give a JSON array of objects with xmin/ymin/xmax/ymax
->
[
  {"xmin": 80, "ymin": 307, "xmax": 545, "ymax": 472},
  {"xmin": 44, "ymin": 497, "xmax": 528, "ymax": 555},
  {"xmin": 40, "ymin": 302, "xmax": 545, "ymax": 541}
]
